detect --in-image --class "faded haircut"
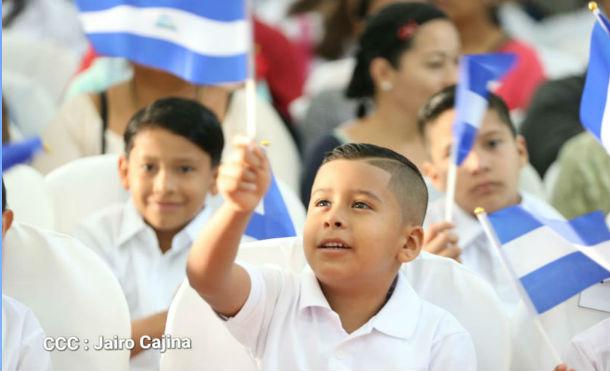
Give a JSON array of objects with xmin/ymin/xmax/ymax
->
[{"xmin": 322, "ymin": 143, "xmax": 428, "ymax": 225}]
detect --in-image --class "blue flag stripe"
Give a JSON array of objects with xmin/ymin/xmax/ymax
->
[
  {"xmin": 245, "ymin": 176, "xmax": 296, "ymax": 240},
  {"xmin": 521, "ymin": 251, "xmax": 610, "ymax": 314},
  {"xmin": 2, "ymin": 138, "xmax": 43, "ymax": 170},
  {"xmin": 75, "ymin": 0, "xmax": 245, "ymax": 22},
  {"xmin": 581, "ymin": 21, "xmax": 610, "ymax": 140},
  {"xmin": 489, "ymin": 206, "xmax": 610, "ymax": 246},
  {"xmin": 454, "ymin": 122, "xmax": 478, "ymax": 166},
  {"xmin": 88, "ymin": 33, "xmax": 247, "ymax": 84}
]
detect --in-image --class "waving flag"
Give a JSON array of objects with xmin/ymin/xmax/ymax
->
[
  {"xmin": 2, "ymin": 138, "xmax": 44, "ymax": 171},
  {"xmin": 245, "ymin": 176, "xmax": 296, "ymax": 240},
  {"xmin": 580, "ymin": 6, "xmax": 610, "ymax": 153},
  {"xmin": 483, "ymin": 206, "xmax": 610, "ymax": 314},
  {"xmin": 452, "ymin": 53, "xmax": 516, "ymax": 165},
  {"xmin": 75, "ymin": 0, "xmax": 249, "ymax": 85}
]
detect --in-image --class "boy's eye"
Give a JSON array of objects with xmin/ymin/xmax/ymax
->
[
  {"xmin": 352, "ymin": 201, "xmax": 371, "ymax": 210},
  {"xmin": 178, "ymin": 166, "xmax": 194, "ymax": 174},
  {"xmin": 314, "ymin": 199, "xmax": 330, "ymax": 207},
  {"xmin": 485, "ymin": 138, "xmax": 502, "ymax": 149},
  {"xmin": 142, "ymin": 163, "xmax": 156, "ymax": 172}
]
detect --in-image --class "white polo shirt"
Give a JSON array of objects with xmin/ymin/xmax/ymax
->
[
  {"xmin": 2, "ymin": 295, "xmax": 53, "ymax": 371},
  {"xmin": 424, "ymin": 192, "xmax": 563, "ymax": 312},
  {"xmin": 73, "ymin": 198, "xmax": 223, "ymax": 371},
  {"xmin": 564, "ymin": 318, "xmax": 610, "ymax": 371},
  {"xmin": 224, "ymin": 265, "xmax": 477, "ymax": 371}
]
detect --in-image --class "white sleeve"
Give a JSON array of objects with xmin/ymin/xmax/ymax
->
[
  {"xmin": 223, "ymin": 264, "xmax": 285, "ymax": 358},
  {"xmin": 429, "ymin": 314, "xmax": 477, "ymax": 371},
  {"xmin": 17, "ymin": 310, "xmax": 53, "ymax": 371}
]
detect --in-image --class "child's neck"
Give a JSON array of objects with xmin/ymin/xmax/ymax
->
[
  {"xmin": 321, "ymin": 275, "xmax": 397, "ymax": 334},
  {"xmin": 155, "ymin": 229, "xmax": 178, "ymax": 254}
]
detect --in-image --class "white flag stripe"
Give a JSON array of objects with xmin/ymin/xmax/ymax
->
[
  {"xmin": 504, "ymin": 228, "xmax": 576, "ymax": 278},
  {"xmin": 578, "ymin": 243, "xmax": 610, "ymax": 272},
  {"xmin": 79, "ymin": 5, "xmax": 248, "ymax": 56},
  {"xmin": 602, "ymin": 82, "xmax": 610, "ymax": 151},
  {"xmin": 456, "ymin": 89, "xmax": 488, "ymax": 128}
]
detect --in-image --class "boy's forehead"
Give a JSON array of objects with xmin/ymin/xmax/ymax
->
[
  {"xmin": 428, "ymin": 108, "xmax": 508, "ymax": 140},
  {"xmin": 316, "ymin": 159, "xmax": 393, "ymax": 189}
]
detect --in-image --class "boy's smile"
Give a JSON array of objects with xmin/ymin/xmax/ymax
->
[
  {"xmin": 119, "ymin": 128, "xmax": 217, "ymax": 241},
  {"xmin": 304, "ymin": 159, "xmax": 415, "ymax": 289}
]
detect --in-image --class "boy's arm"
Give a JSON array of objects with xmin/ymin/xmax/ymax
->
[
  {"xmin": 187, "ymin": 138, "xmax": 271, "ymax": 317},
  {"xmin": 130, "ymin": 311, "xmax": 167, "ymax": 357}
]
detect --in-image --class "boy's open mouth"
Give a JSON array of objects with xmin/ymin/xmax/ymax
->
[{"xmin": 318, "ymin": 240, "xmax": 351, "ymax": 249}]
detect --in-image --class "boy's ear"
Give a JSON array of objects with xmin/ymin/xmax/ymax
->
[
  {"xmin": 421, "ymin": 161, "xmax": 445, "ymax": 193},
  {"xmin": 118, "ymin": 155, "xmax": 130, "ymax": 190},
  {"xmin": 209, "ymin": 166, "xmax": 220, "ymax": 195},
  {"xmin": 2, "ymin": 209, "xmax": 14, "ymax": 240},
  {"xmin": 398, "ymin": 225, "xmax": 424, "ymax": 263},
  {"xmin": 515, "ymin": 135, "xmax": 529, "ymax": 169}
]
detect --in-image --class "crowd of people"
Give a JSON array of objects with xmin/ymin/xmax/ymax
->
[{"xmin": 2, "ymin": 0, "xmax": 609, "ymax": 371}]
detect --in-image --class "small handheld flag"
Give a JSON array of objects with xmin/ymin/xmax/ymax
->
[
  {"xmin": 580, "ymin": 2, "xmax": 610, "ymax": 153},
  {"xmin": 75, "ymin": 0, "xmax": 249, "ymax": 85},
  {"xmin": 245, "ymin": 175, "xmax": 296, "ymax": 240},
  {"xmin": 2, "ymin": 138, "xmax": 44, "ymax": 171},
  {"xmin": 444, "ymin": 53, "xmax": 516, "ymax": 221}
]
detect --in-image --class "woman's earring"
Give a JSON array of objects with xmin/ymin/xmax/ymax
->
[{"xmin": 380, "ymin": 81, "xmax": 393, "ymax": 91}]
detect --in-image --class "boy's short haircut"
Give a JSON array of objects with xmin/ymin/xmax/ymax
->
[
  {"xmin": 322, "ymin": 143, "xmax": 428, "ymax": 225},
  {"xmin": 124, "ymin": 97, "xmax": 225, "ymax": 166},
  {"xmin": 417, "ymin": 85, "xmax": 516, "ymax": 140}
]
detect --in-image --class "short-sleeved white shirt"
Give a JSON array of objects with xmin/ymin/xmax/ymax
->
[
  {"xmin": 2, "ymin": 295, "xmax": 53, "ymax": 371},
  {"xmin": 564, "ymin": 318, "xmax": 610, "ymax": 371},
  {"xmin": 224, "ymin": 265, "xmax": 477, "ymax": 371},
  {"xmin": 73, "ymin": 199, "xmax": 221, "ymax": 371},
  {"xmin": 424, "ymin": 192, "xmax": 563, "ymax": 312}
]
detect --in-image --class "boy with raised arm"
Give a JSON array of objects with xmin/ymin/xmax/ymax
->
[{"xmin": 187, "ymin": 141, "xmax": 476, "ymax": 370}]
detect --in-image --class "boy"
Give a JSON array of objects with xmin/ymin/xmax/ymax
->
[
  {"xmin": 187, "ymin": 142, "xmax": 476, "ymax": 370},
  {"xmin": 2, "ymin": 179, "xmax": 54, "ymax": 371},
  {"xmin": 418, "ymin": 86, "xmax": 563, "ymax": 309},
  {"xmin": 73, "ymin": 98, "xmax": 224, "ymax": 369}
]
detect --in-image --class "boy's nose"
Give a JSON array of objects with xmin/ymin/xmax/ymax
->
[
  {"xmin": 323, "ymin": 208, "xmax": 347, "ymax": 229},
  {"xmin": 461, "ymin": 149, "xmax": 489, "ymax": 174},
  {"xmin": 153, "ymin": 169, "xmax": 177, "ymax": 193}
]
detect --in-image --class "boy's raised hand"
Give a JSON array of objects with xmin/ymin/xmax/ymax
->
[
  {"xmin": 423, "ymin": 222, "xmax": 461, "ymax": 261},
  {"xmin": 218, "ymin": 136, "xmax": 271, "ymax": 213}
]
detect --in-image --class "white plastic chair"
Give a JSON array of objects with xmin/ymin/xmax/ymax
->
[
  {"xmin": 3, "ymin": 165, "xmax": 54, "ymax": 230},
  {"xmin": 44, "ymin": 154, "xmax": 128, "ymax": 234},
  {"xmin": 161, "ymin": 237, "xmax": 511, "ymax": 371},
  {"xmin": 2, "ymin": 222, "xmax": 131, "ymax": 371}
]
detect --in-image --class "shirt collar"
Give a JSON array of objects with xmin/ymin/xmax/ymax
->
[
  {"xmin": 369, "ymin": 271, "xmax": 421, "ymax": 339},
  {"xmin": 117, "ymin": 199, "xmax": 148, "ymax": 247},
  {"xmin": 298, "ymin": 270, "xmax": 422, "ymax": 340}
]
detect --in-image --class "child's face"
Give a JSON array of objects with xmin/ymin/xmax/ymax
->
[
  {"xmin": 303, "ymin": 159, "xmax": 422, "ymax": 288},
  {"xmin": 423, "ymin": 108, "xmax": 527, "ymax": 215},
  {"xmin": 119, "ymin": 128, "xmax": 218, "ymax": 234}
]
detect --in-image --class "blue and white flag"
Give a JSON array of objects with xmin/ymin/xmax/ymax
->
[
  {"xmin": 245, "ymin": 175, "xmax": 296, "ymax": 240},
  {"xmin": 581, "ymin": 9, "xmax": 610, "ymax": 153},
  {"xmin": 488, "ymin": 206, "xmax": 610, "ymax": 314},
  {"xmin": 75, "ymin": 0, "xmax": 249, "ymax": 85},
  {"xmin": 2, "ymin": 138, "xmax": 44, "ymax": 171},
  {"xmin": 453, "ymin": 53, "xmax": 516, "ymax": 165}
]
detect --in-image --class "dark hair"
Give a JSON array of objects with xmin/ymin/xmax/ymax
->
[
  {"xmin": 346, "ymin": 2, "xmax": 448, "ymax": 117},
  {"xmin": 417, "ymin": 85, "xmax": 515, "ymax": 139},
  {"xmin": 2, "ymin": 178, "xmax": 7, "ymax": 213},
  {"xmin": 316, "ymin": 0, "xmax": 355, "ymax": 61},
  {"xmin": 124, "ymin": 97, "xmax": 224, "ymax": 167},
  {"xmin": 2, "ymin": 0, "xmax": 27, "ymax": 28},
  {"xmin": 322, "ymin": 143, "xmax": 428, "ymax": 224}
]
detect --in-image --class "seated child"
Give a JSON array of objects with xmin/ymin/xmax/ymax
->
[
  {"xmin": 418, "ymin": 85, "xmax": 563, "ymax": 310},
  {"xmin": 187, "ymin": 141, "xmax": 476, "ymax": 370},
  {"xmin": 73, "ymin": 97, "xmax": 224, "ymax": 368},
  {"xmin": 2, "ymin": 179, "xmax": 53, "ymax": 371}
]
